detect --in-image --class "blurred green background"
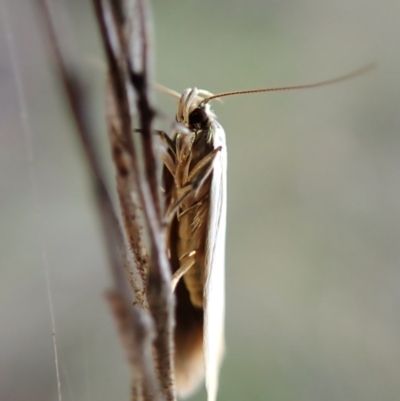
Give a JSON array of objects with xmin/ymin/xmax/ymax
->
[{"xmin": 1, "ymin": 0, "xmax": 399, "ymax": 400}]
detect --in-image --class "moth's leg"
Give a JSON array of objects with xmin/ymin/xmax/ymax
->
[
  {"xmin": 133, "ymin": 128, "xmax": 176, "ymax": 153},
  {"xmin": 164, "ymin": 184, "xmax": 194, "ymax": 224},
  {"xmin": 178, "ymin": 197, "xmax": 208, "ymax": 219},
  {"xmin": 134, "ymin": 128, "xmax": 176, "ymax": 175},
  {"xmin": 154, "ymin": 130, "xmax": 177, "ymax": 157},
  {"xmin": 188, "ymin": 146, "xmax": 222, "ymax": 182},
  {"xmin": 175, "ymin": 149, "xmax": 192, "ymax": 187},
  {"xmin": 160, "ymin": 148, "xmax": 176, "ymax": 177},
  {"xmin": 185, "ymin": 146, "xmax": 222, "ymax": 198},
  {"xmin": 165, "ymin": 147, "xmax": 221, "ymax": 224},
  {"xmin": 171, "ymin": 251, "xmax": 196, "ymax": 291},
  {"xmin": 175, "ymin": 133, "xmax": 184, "ymax": 161}
]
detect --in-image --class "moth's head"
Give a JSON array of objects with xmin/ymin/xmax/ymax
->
[{"xmin": 176, "ymin": 88, "xmax": 216, "ymax": 130}]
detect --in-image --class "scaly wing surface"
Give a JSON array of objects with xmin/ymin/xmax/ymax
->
[{"xmin": 203, "ymin": 120, "xmax": 227, "ymax": 401}]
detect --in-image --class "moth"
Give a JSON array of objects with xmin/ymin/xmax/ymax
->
[
  {"xmin": 157, "ymin": 64, "xmax": 373, "ymax": 401},
  {"xmin": 159, "ymin": 87, "xmax": 226, "ymax": 401}
]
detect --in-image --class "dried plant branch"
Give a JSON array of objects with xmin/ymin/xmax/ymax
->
[
  {"xmin": 92, "ymin": 0, "xmax": 150, "ymax": 293},
  {"xmin": 125, "ymin": 2, "xmax": 176, "ymax": 399},
  {"xmin": 106, "ymin": 291, "xmax": 159, "ymax": 401},
  {"xmin": 92, "ymin": 1, "xmax": 176, "ymax": 400},
  {"xmin": 128, "ymin": 0, "xmax": 161, "ymax": 221},
  {"xmin": 36, "ymin": 0, "xmax": 174, "ymax": 400},
  {"xmin": 106, "ymin": 83, "xmax": 148, "ymax": 303}
]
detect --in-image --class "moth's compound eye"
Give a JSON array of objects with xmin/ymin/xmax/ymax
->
[{"xmin": 188, "ymin": 107, "xmax": 209, "ymax": 129}]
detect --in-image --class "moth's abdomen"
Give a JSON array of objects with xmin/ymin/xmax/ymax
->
[
  {"xmin": 177, "ymin": 186, "xmax": 211, "ymax": 308},
  {"xmin": 183, "ymin": 260, "xmax": 204, "ymax": 308}
]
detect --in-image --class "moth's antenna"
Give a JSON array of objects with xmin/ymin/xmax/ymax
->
[
  {"xmin": 202, "ymin": 63, "xmax": 376, "ymax": 103},
  {"xmin": 153, "ymin": 83, "xmax": 224, "ymax": 103},
  {"xmin": 153, "ymin": 82, "xmax": 182, "ymax": 99}
]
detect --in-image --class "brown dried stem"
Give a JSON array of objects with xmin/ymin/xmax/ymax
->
[
  {"xmin": 36, "ymin": 0, "xmax": 175, "ymax": 400},
  {"xmin": 93, "ymin": 1, "xmax": 176, "ymax": 400}
]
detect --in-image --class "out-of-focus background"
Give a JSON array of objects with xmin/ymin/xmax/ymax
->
[{"xmin": 1, "ymin": 0, "xmax": 399, "ymax": 400}]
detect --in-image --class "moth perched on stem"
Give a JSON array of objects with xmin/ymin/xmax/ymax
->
[
  {"xmin": 159, "ymin": 88, "xmax": 227, "ymax": 401},
  {"xmin": 158, "ymin": 63, "xmax": 374, "ymax": 401}
]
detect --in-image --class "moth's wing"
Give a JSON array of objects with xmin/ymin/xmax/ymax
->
[{"xmin": 204, "ymin": 121, "xmax": 227, "ymax": 401}]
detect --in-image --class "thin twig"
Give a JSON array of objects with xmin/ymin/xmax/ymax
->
[
  {"xmin": 93, "ymin": 0, "xmax": 150, "ymax": 291},
  {"xmin": 35, "ymin": 1, "xmax": 163, "ymax": 399},
  {"xmin": 106, "ymin": 81, "xmax": 149, "ymax": 302},
  {"xmin": 92, "ymin": 1, "xmax": 176, "ymax": 400},
  {"xmin": 126, "ymin": 1, "xmax": 176, "ymax": 399}
]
